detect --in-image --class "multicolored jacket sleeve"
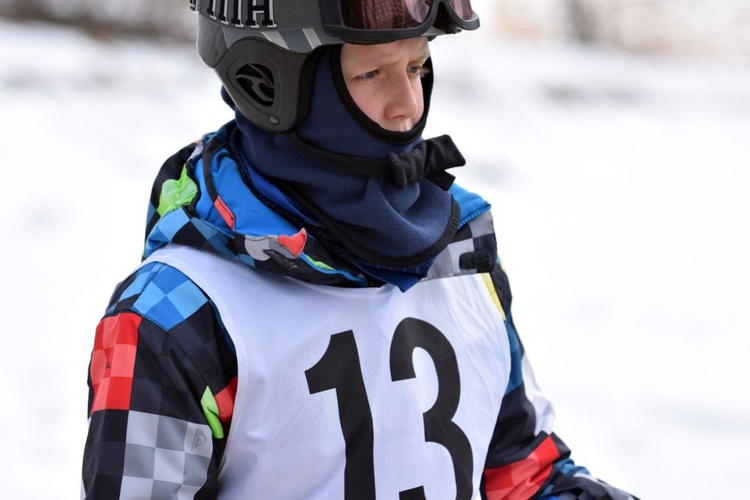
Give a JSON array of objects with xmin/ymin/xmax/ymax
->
[
  {"xmin": 82, "ymin": 262, "xmax": 237, "ymax": 499},
  {"xmin": 481, "ymin": 264, "xmax": 637, "ymax": 500}
]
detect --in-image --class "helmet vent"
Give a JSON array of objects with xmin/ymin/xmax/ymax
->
[{"xmin": 236, "ymin": 63, "xmax": 276, "ymax": 107}]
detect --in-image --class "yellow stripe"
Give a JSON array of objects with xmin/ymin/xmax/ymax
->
[{"xmin": 481, "ymin": 273, "xmax": 506, "ymax": 320}]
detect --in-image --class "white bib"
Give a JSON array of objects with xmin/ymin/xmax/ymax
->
[{"xmin": 147, "ymin": 245, "xmax": 511, "ymax": 500}]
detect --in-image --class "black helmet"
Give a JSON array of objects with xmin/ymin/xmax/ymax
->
[{"xmin": 191, "ymin": 0, "xmax": 480, "ymax": 131}]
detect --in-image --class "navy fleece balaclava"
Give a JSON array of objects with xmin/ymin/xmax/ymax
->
[{"xmin": 234, "ymin": 45, "xmax": 465, "ymax": 271}]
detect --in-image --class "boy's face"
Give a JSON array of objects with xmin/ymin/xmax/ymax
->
[{"xmin": 340, "ymin": 37, "xmax": 430, "ymax": 132}]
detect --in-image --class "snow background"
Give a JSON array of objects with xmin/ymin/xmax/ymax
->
[{"xmin": 1, "ymin": 3, "xmax": 749, "ymax": 498}]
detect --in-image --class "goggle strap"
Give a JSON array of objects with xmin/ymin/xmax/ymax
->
[{"xmin": 190, "ymin": 0, "xmax": 278, "ymax": 29}]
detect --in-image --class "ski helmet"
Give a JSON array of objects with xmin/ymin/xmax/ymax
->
[{"xmin": 190, "ymin": 0, "xmax": 480, "ymax": 131}]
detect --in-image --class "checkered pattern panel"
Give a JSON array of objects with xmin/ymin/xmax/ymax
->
[
  {"xmin": 84, "ymin": 307, "xmax": 230, "ymax": 497},
  {"xmin": 83, "ymin": 410, "xmax": 130, "ymax": 495},
  {"xmin": 426, "ymin": 210, "xmax": 498, "ymax": 280},
  {"xmin": 191, "ymin": 218, "xmax": 236, "ymax": 257},
  {"xmin": 126, "ymin": 318, "xmax": 209, "ymax": 424},
  {"xmin": 90, "ymin": 313, "xmax": 140, "ymax": 413},
  {"xmin": 130, "ymin": 264, "xmax": 210, "ymax": 331},
  {"xmin": 168, "ymin": 301, "xmax": 238, "ymax": 386},
  {"xmin": 116, "ymin": 410, "xmax": 212, "ymax": 498},
  {"xmin": 147, "ymin": 209, "xmax": 192, "ymax": 251},
  {"xmin": 145, "ymin": 210, "xmax": 236, "ymax": 263},
  {"xmin": 484, "ymin": 434, "xmax": 560, "ymax": 500},
  {"xmin": 97, "ymin": 264, "xmax": 238, "ymax": 423},
  {"xmin": 119, "ymin": 263, "xmax": 164, "ymax": 303}
]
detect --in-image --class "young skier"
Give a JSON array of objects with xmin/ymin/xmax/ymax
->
[{"xmin": 82, "ymin": 1, "xmax": 638, "ymax": 498}]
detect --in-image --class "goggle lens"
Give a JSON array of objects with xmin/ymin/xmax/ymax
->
[
  {"xmin": 448, "ymin": 0, "xmax": 473, "ymax": 21},
  {"xmin": 340, "ymin": 0, "xmax": 473, "ymax": 30}
]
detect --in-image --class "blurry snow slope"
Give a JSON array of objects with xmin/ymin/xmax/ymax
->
[{"xmin": 1, "ymin": 16, "xmax": 749, "ymax": 500}]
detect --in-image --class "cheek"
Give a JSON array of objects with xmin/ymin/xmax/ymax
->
[
  {"xmin": 412, "ymin": 80, "xmax": 425, "ymax": 119},
  {"xmin": 347, "ymin": 82, "xmax": 383, "ymax": 122}
]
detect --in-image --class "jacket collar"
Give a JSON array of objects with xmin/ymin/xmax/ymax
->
[{"xmin": 144, "ymin": 122, "xmax": 495, "ymax": 291}]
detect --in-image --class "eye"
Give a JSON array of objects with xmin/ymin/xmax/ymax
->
[
  {"xmin": 408, "ymin": 65, "xmax": 430, "ymax": 78},
  {"xmin": 356, "ymin": 69, "xmax": 380, "ymax": 80}
]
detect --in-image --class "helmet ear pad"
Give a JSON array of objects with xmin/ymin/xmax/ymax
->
[{"xmin": 215, "ymin": 38, "xmax": 316, "ymax": 132}]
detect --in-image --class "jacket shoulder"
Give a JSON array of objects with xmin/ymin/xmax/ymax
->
[
  {"xmin": 105, "ymin": 260, "xmax": 237, "ymax": 389},
  {"xmin": 107, "ymin": 261, "xmax": 211, "ymax": 332}
]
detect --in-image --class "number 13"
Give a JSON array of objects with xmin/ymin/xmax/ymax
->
[{"xmin": 305, "ymin": 318, "xmax": 473, "ymax": 500}]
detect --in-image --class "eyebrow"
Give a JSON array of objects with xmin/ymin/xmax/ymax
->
[
  {"xmin": 388, "ymin": 42, "xmax": 431, "ymax": 63},
  {"xmin": 411, "ymin": 39, "xmax": 431, "ymax": 60},
  {"xmin": 416, "ymin": 46, "xmax": 431, "ymax": 61},
  {"xmin": 344, "ymin": 41, "xmax": 431, "ymax": 70}
]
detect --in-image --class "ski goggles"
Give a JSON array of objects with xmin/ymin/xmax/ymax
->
[
  {"xmin": 321, "ymin": 0, "xmax": 480, "ymax": 43},
  {"xmin": 190, "ymin": 0, "xmax": 479, "ymax": 47}
]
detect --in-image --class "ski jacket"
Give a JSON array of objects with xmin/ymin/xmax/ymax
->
[{"xmin": 82, "ymin": 122, "xmax": 636, "ymax": 499}]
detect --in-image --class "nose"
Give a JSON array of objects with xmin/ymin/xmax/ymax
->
[{"xmin": 383, "ymin": 74, "xmax": 421, "ymax": 127}]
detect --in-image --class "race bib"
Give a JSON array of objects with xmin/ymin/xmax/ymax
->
[{"xmin": 147, "ymin": 245, "xmax": 511, "ymax": 499}]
